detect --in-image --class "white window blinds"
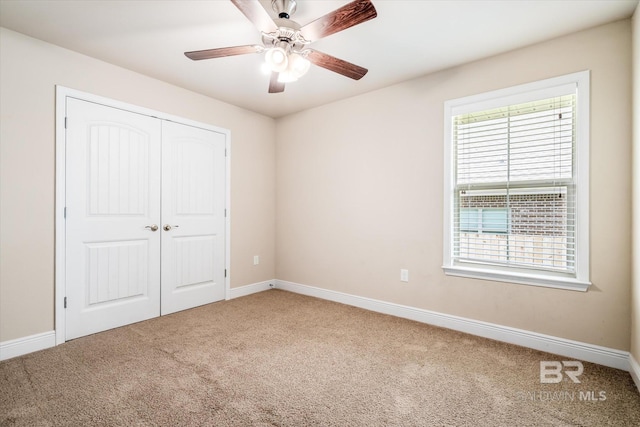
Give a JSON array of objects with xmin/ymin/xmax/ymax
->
[{"xmin": 452, "ymin": 93, "xmax": 576, "ymax": 273}]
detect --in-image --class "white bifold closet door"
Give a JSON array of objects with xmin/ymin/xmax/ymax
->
[{"xmin": 65, "ymin": 98, "xmax": 225, "ymax": 340}]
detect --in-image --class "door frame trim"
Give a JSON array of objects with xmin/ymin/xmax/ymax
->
[{"xmin": 54, "ymin": 86, "xmax": 231, "ymax": 345}]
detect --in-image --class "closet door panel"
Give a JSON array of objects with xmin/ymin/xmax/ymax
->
[
  {"xmin": 160, "ymin": 121, "xmax": 226, "ymax": 315},
  {"xmin": 65, "ymin": 99, "xmax": 161, "ymax": 340}
]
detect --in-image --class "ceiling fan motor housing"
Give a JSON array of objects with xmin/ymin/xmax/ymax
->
[{"xmin": 262, "ymin": 18, "xmax": 309, "ymax": 54}]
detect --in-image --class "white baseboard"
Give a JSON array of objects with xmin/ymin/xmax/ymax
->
[
  {"xmin": 275, "ymin": 280, "xmax": 630, "ymax": 372},
  {"xmin": 0, "ymin": 330, "xmax": 56, "ymax": 361},
  {"xmin": 630, "ymin": 354, "xmax": 640, "ymax": 393},
  {"xmin": 227, "ymin": 280, "xmax": 275, "ymax": 300}
]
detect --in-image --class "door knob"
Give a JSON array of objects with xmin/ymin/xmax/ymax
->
[
  {"xmin": 145, "ymin": 224, "xmax": 159, "ymax": 232},
  {"xmin": 163, "ymin": 224, "xmax": 179, "ymax": 231}
]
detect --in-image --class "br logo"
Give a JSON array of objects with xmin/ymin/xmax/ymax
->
[{"xmin": 540, "ymin": 361, "xmax": 584, "ymax": 383}]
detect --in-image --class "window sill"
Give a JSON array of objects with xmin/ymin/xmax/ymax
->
[{"xmin": 442, "ymin": 265, "xmax": 591, "ymax": 292}]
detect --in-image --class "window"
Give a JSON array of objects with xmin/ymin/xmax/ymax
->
[{"xmin": 443, "ymin": 71, "xmax": 590, "ymax": 291}]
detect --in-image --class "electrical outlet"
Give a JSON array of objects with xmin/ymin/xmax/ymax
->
[
  {"xmin": 400, "ymin": 269, "xmax": 409, "ymax": 282},
  {"xmin": 253, "ymin": 255, "xmax": 260, "ymax": 265}
]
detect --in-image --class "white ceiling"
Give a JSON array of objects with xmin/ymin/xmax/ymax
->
[{"xmin": 0, "ymin": 0, "xmax": 637, "ymax": 118}]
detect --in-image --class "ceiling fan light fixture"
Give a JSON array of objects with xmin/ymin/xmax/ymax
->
[
  {"xmin": 290, "ymin": 52, "xmax": 310, "ymax": 78},
  {"xmin": 277, "ymin": 52, "xmax": 310, "ymax": 83},
  {"xmin": 265, "ymin": 46, "xmax": 288, "ymax": 72}
]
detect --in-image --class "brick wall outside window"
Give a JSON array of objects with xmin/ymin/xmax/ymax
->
[
  {"xmin": 458, "ymin": 192, "xmax": 570, "ymax": 269},
  {"xmin": 460, "ymin": 193, "xmax": 567, "ymax": 236}
]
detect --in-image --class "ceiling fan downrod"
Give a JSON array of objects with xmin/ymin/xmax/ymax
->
[{"xmin": 272, "ymin": 0, "xmax": 297, "ymax": 19}]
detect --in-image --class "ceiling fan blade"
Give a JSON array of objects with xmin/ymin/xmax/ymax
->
[
  {"xmin": 300, "ymin": 0, "xmax": 377, "ymax": 41},
  {"xmin": 306, "ymin": 49, "xmax": 368, "ymax": 80},
  {"xmin": 231, "ymin": 0, "xmax": 278, "ymax": 34},
  {"xmin": 185, "ymin": 45, "xmax": 261, "ymax": 60},
  {"xmin": 269, "ymin": 72, "xmax": 285, "ymax": 93}
]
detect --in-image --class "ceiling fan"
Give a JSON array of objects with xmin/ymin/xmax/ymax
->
[{"xmin": 184, "ymin": 0, "xmax": 377, "ymax": 93}]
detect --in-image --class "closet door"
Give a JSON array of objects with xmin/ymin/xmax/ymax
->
[
  {"xmin": 160, "ymin": 121, "xmax": 226, "ymax": 314},
  {"xmin": 65, "ymin": 99, "xmax": 161, "ymax": 340}
]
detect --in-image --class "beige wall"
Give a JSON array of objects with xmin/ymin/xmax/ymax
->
[
  {"xmin": 632, "ymin": 7, "xmax": 640, "ymax": 363},
  {"xmin": 276, "ymin": 20, "xmax": 633, "ymax": 350},
  {"xmin": 0, "ymin": 28, "xmax": 276, "ymax": 342}
]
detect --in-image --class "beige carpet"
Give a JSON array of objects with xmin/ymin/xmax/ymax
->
[{"xmin": 1, "ymin": 289, "xmax": 639, "ymax": 426}]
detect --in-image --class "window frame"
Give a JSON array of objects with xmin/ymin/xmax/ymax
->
[{"xmin": 442, "ymin": 71, "xmax": 591, "ymax": 292}]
